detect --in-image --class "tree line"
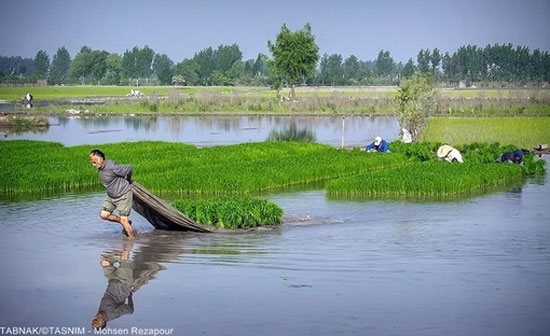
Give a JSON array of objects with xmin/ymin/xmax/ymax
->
[{"xmin": 1, "ymin": 24, "xmax": 549, "ymax": 86}]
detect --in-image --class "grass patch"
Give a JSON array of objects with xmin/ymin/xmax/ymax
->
[
  {"xmin": 0, "ymin": 140, "xmax": 408, "ymax": 197},
  {"xmin": 327, "ymin": 141, "xmax": 545, "ymax": 197},
  {"xmin": 421, "ymin": 117, "xmax": 550, "ymax": 148},
  {"xmin": 172, "ymin": 196, "xmax": 283, "ymax": 229},
  {"xmin": 326, "ymin": 161, "xmax": 524, "ymax": 197}
]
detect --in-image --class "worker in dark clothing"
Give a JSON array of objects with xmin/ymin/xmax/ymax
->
[
  {"xmin": 498, "ymin": 149, "xmax": 524, "ymax": 164},
  {"xmin": 89, "ymin": 149, "xmax": 135, "ymax": 238}
]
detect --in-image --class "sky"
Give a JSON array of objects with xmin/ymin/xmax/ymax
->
[{"xmin": 1, "ymin": 0, "xmax": 549, "ymax": 63}]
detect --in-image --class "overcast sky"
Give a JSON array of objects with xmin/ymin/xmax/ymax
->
[{"xmin": 1, "ymin": 0, "xmax": 549, "ymax": 63}]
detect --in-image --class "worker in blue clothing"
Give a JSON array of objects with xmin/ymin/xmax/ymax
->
[
  {"xmin": 498, "ymin": 149, "xmax": 524, "ymax": 164},
  {"xmin": 366, "ymin": 136, "xmax": 390, "ymax": 153}
]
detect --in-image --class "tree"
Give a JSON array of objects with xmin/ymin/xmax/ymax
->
[
  {"xmin": 122, "ymin": 45, "xmax": 154, "ymax": 85},
  {"xmin": 431, "ymin": 48, "xmax": 441, "ymax": 75},
  {"xmin": 375, "ymin": 50, "xmax": 396, "ymax": 80},
  {"xmin": 343, "ymin": 55, "xmax": 361, "ymax": 84},
  {"xmin": 267, "ymin": 23, "xmax": 319, "ymax": 99},
  {"xmin": 103, "ymin": 53, "xmax": 123, "ymax": 85},
  {"xmin": 401, "ymin": 58, "xmax": 416, "ymax": 79},
  {"xmin": 70, "ymin": 47, "xmax": 93, "ymax": 84},
  {"xmin": 90, "ymin": 50, "xmax": 109, "ymax": 83},
  {"xmin": 48, "ymin": 47, "xmax": 71, "ymax": 84},
  {"xmin": 33, "ymin": 50, "xmax": 50, "ymax": 79},
  {"xmin": 394, "ymin": 74, "xmax": 436, "ymax": 140},
  {"xmin": 174, "ymin": 59, "xmax": 200, "ymax": 85},
  {"xmin": 417, "ymin": 49, "xmax": 431, "ymax": 74},
  {"xmin": 153, "ymin": 54, "xmax": 174, "ymax": 85}
]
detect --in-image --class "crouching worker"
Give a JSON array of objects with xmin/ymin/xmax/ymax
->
[
  {"xmin": 497, "ymin": 149, "xmax": 524, "ymax": 164},
  {"xmin": 398, "ymin": 128, "xmax": 412, "ymax": 143},
  {"xmin": 89, "ymin": 149, "xmax": 135, "ymax": 238},
  {"xmin": 366, "ymin": 136, "xmax": 390, "ymax": 153},
  {"xmin": 437, "ymin": 145, "xmax": 464, "ymax": 163}
]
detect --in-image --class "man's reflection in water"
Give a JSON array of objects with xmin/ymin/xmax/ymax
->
[
  {"xmin": 91, "ymin": 232, "xmax": 184, "ymax": 329},
  {"xmin": 92, "ymin": 240, "xmax": 135, "ymax": 330}
]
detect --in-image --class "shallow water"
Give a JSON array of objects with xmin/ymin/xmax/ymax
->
[
  {"xmin": 0, "ymin": 115, "xmax": 399, "ymax": 147},
  {"xmin": 0, "ymin": 158, "xmax": 549, "ymax": 335}
]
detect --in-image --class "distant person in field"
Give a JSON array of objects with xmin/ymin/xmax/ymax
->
[
  {"xmin": 366, "ymin": 136, "xmax": 390, "ymax": 152},
  {"xmin": 398, "ymin": 128, "xmax": 412, "ymax": 143},
  {"xmin": 22, "ymin": 92, "xmax": 33, "ymax": 108},
  {"xmin": 89, "ymin": 149, "xmax": 135, "ymax": 238},
  {"xmin": 437, "ymin": 145, "xmax": 464, "ymax": 163},
  {"xmin": 497, "ymin": 149, "xmax": 524, "ymax": 164}
]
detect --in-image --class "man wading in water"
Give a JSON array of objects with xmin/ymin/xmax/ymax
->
[{"xmin": 89, "ymin": 149, "xmax": 136, "ymax": 238}]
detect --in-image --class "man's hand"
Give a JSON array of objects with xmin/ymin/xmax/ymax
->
[{"xmin": 101, "ymin": 259, "xmax": 111, "ymax": 267}]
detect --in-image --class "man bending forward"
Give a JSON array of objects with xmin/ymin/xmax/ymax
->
[{"xmin": 89, "ymin": 149, "xmax": 135, "ymax": 238}]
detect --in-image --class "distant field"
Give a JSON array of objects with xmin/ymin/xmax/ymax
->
[
  {"xmin": 421, "ymin": 117, "xmax": 550, "ymax": 148},
  {"xmin": 2, "ymin": 85, "xmax": 550, "ymax": 101}
]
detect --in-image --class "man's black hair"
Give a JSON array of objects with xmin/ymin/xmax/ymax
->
[{"xmin": 90, "ymin": 149, "xmax": 105, "ymax": 159}]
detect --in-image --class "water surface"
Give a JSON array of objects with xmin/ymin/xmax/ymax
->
[{"xmin": 0, "ymin": 158, "xmax": 548, "ymax": 335}]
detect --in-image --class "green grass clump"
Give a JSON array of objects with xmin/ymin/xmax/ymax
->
[
  {"xmin": 421, "ymin": 117, "xmax": 550, "ymax": 148},
  {"xmin": 172, "ymin": 196, "xmax": 283, "ymax": 229},
  {"xmin": 326, "ymin": 161, "xmax": 524, "ymax": 197},
  {"xmin": 391, "ymin": 141, "xmax": 545, "ymax": 175},
  {"xmin": 0, "ymin": 140, "xmax": 408, "ymax": 197}
]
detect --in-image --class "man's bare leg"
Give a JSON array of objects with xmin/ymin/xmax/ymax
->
[
  {"xmin": 120, "ymin": 216, "xmax": 135, "ymax": 238},
  {"xmin": 99, "ymin": 211, "xmax": 135, "ymax": 238}
]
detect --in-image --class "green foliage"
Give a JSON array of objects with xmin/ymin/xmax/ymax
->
[
  {"xmin": 33, "ymin": 50, "xmax": 50, "ymax": 79},
  {"xmin": 48, "ymin": 47, "xmax": 71, "ymax": 85},
  {"xmin": 267, "ymin": 23, "xmax": 319, "ymax": 98},
  {"xmin": 401, "ymin": 58, "xmax": 416, "ymax": 79},
  {"xmin": 326, "ymin": 161, "xmax": 524, "ymax": 197},
  {"xmin": 395, "ymin": 74, "xmax": 436, "ymax": 139},
  {"xmin": 0, "ymin": 140, "xmax": 408, "ymax": 197},
  {"xmin": 375, "ymin": 50, "xmax": 396, "ymax": 79},
  {"xmin": 152, "ymin": 54, "xmax": 174, "ymax": 85},
  {"xmin": 122, "ymin": 45, "xmax": 154, "ymax": 84},
  {"xmin": 392, "ymin": 140, "xmax": 546, "ymax": 175},
  {"xmin": 172, "ymin": 197, "xmax": 283, "ymax": 229},
  {"xmin": 421, "ymin": 117, "xmax": 550, "ymax": 148}
]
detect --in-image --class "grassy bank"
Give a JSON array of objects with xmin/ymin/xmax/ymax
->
[
  {"xmin": 2, "ymin": 86, "xmax": 550, "ymax": 116},
  {"xmin": 0, "ymin": 140, "xmax": 408, "ymax": 196},
  {"xmin": 172, "ymin": 197, "xmax": 283, "ymax": 229},
  {"xmin": 421, "ymin": 117, "xmax": 550, "ymax": 148}
]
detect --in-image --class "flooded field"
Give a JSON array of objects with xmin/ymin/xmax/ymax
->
[
  {"xmin": 0, "ymin": 115, "xmax": 399, "ymax": 147},
  {"xmin": 0, "ymin": 157, "xmax": 548, "ymax": 335}
]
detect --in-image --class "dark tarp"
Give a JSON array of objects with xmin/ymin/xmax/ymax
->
[{"xmin": 131, "ymin": 182, "xmax": 212, "ymax": 232}]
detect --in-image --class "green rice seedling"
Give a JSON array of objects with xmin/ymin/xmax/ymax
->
[
  {"xmin": 0, "ymin": 140, "xmax": 409, "ymax": 197},
  {"xmin": 421, "ymin": 117, "xmax": 550, "ymax": 148},
  {"xmin": 326, "ymin": 161, "xmax": 524, "ymax": 197},
  {"xmin": 172, "ymin": 196, "xmax": 283, "ymax": 229}
]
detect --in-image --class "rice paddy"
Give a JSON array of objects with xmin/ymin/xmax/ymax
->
[
  {"xmin": 1, "ymin": 139, "xmax": 544, "ymax": 205},
  {"xmin": 421, "ymin": 117, "xmax": 550, "ymax": 148},
  {"xmin": 172, "ymin": 196, "xmax": 283, "ymax": 229},
  {"xmin": 327, "ymin": 141, "xmax": 545, "ymax": 197},
  {"xmin": 0, "ymin": 140, "xmax": 408, "ymax": 196}
]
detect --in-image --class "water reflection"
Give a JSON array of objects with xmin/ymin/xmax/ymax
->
[
  {"xmin": 0, "ymin": 115, "xmax": 400, "ymax": 147},
  {"xmin": 267, "ymin": 122, "xmax": 316, "ymax": 142},
  {"xmin": 92, "ymin": 233, "xmax": 187, "ymax": 328}
]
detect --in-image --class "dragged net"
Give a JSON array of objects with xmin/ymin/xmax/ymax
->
[{"xmin": 131, "ymin": 182, "xmax": 212, "ymax": 232}]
